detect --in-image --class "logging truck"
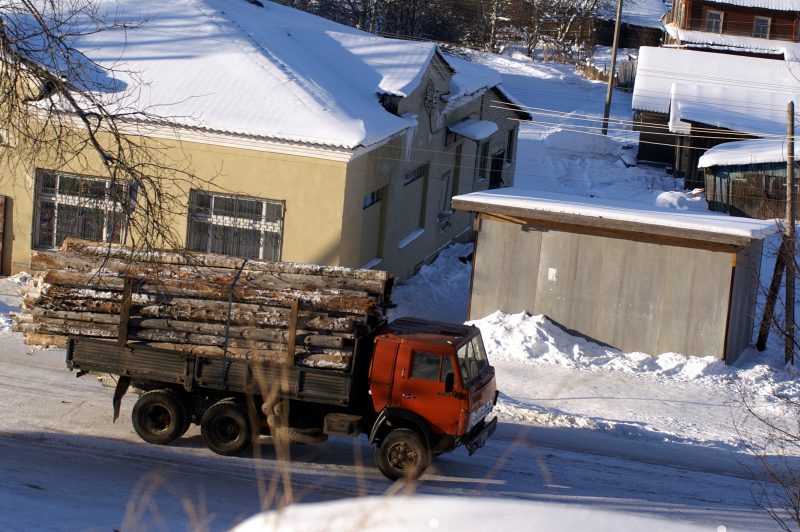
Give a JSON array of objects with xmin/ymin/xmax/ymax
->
[
  {"xmin": 33, "ymin": 241, "xmax": 497, "ymax": 480},
  {"xmin": 67, "ymin": 317, "xmax": 498, "ymax": 480}
]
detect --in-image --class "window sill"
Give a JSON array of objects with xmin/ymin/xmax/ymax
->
[{"xmin": 398, "ymin": 228, "xmax": 424, "ymax": 250}]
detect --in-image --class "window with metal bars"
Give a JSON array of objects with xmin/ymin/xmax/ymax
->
[
  {"xmin": 33, "ymin": 170, "xmax": 127, "ymax": 249},
  {"xmin": 186, "ymin": 190, "xmax": 284, "ymax": 260}
]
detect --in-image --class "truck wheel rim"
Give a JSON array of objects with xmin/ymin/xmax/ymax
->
[
  {"xmin": 212, "ymin": 416, "xmax": 241, "ymax": 444},
  {"xmin": 387, "ymin": 441, "xmax": 418, "ymax": 471},
  {"xmin": 143, "ymin": 405, "xmax": 172, "ymax": 434}
]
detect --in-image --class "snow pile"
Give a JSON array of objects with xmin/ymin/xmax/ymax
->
[
  {"xmin": 235, "ymin": 495, "xmax": 706, "ymax": 532},
  {"xmin": 543, "ymin": 129, "xmax": 619, "ymax": 156},
  {"xmin": 472, "ymin": 310, "xmax": 800, "ymax": 408},
  {"xmin": 388, "ymin": 242, "xmax": 473, "ymax": 324},
  {"xmin": 654, "ymin": 190, "xmax": 708, "ymax": 212},
  {"xmin": 0, "ymin": 273, "xmax": 31, "ymax": 334}
]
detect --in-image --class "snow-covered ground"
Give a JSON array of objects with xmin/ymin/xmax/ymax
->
[{"xmin": 2, "ymin": 47, "xmax": 798, "ymax": 532}]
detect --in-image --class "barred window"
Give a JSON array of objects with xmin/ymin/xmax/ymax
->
[
  {"xmin": 33, "ymin": 170, "xmax": 127, "ymax": 249},
  {"xmin": 186, "ymin": 190, "xmax": 284, "ymax": 260}
]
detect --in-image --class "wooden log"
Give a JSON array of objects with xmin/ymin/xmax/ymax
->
[
  {"xmin": 41, "ymin": 270, "xmax": 377, "ymax": 315},
  {"xmin": 25, "ymin": 308, "xmax": 353, "ymax": 347},
  {"xmin": 20, "ymin": 314, "xmax": 350, "ymax": 350},
  {"xmin": 60, "ymin": 239, "xmax": 392, "ymax": 286},
  {"xmin": 15, "ymin": 319, "xmax": 352, "ymax": 367},
  {"xmin": 32, "ymin": 250, "xmax": 390, "ymax": 297},
  {"xmin": 27, "ymin": 297, "xmax": 361, "ymax": 333},
  {"xmin": 21, "ymin": 333, "xmax": 67, "ymax": 348}
]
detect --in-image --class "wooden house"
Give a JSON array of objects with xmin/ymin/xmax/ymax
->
[
  {"xmin": 664, "ymin": 0, "xmax": 800, "ymax": 59},
  {"xmin": 632, "ymin": 47, "xmax": 797, "ymax": 188},
  {"xmin": 699, "ymin": 138, "xmax": 800, "ymax": 219}
]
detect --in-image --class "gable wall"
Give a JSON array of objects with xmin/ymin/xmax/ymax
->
[
  {"xmin": 341, "ymin": 69, "xmax": 521, "ymax": 278},
  {"xmin": 686, "ymin": 1, "xmax": 798, "ymax": 40}
]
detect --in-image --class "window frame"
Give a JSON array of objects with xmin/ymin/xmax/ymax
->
[
  {"xmin": 506, "ymin": 129, "xmax": 515, "ymax": 163},
  {"xmin": 753, "ymin": 16, "xmax": 771, "ymax": 39},
  {"xmin": 475, "ymin": 141, "xmax": 490, "ymax": 182},
  {"xmin": 410, "ymin": 351, "xmax": 452, "ymax": 382},
  {"xmin": 186, "ymin": 189, "xmax": 285, "ymax": 261},
  {"xmin": 32, "ymin": 170, "xmax": 127, "ymax": 250},
  {"xmin": 363, "ymin": 189, "xmax": 383, "ymax": 210},
  {"xmin": 705, "ymin": 10, "xmax": 723, "ymax": 33}
]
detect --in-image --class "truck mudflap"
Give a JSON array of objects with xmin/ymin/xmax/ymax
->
[{"xmin": 464, "ymin": 415, "xmax": 497, "ymax": 456}]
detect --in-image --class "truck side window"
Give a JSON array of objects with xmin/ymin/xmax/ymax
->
[
  {"xmin": 410, "ymin": 352, "xmax": 441, "ymax": 381},
  {"xmin": 442, "ymin": 355, "xmax": 454, "ymax": 382}
]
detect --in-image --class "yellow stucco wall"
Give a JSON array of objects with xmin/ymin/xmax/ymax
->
[{"xmin": 0, "ymin": 130, "xmax": 349, "ymax": 273}]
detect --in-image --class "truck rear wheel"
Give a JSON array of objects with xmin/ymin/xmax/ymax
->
[
  {"xmin": 200, "ymin": 399, "xmax": 252, "ymax": 456},
  {"xmin": 131, "ymin": 389, "xmax": 188, "ymax": 445},
  {"xmin": 375, "ymin": 428, "xmax": 430, "ymax": 481}
]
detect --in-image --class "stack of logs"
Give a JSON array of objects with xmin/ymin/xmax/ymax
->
[{"xmin": 14, "ymin": 240, "xmax": 395, "ymax": 370}]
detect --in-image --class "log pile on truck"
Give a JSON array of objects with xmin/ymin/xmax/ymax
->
[
  {"xmin": 16, "ymin": 239, "xmax": 498, "ymax": 481},
  {"xmin": 14, "ymin": 239, "xmax": 393, "ymax": 370}
]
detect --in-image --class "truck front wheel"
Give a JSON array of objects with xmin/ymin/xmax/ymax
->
[
  {"xmin": 131, "ymin": 389, "xmax": 188, "ymax": 445},
  {"xmin": 375, "ymin": 428, "xmax": 430, "ymax": 481},
  {"xmin": 200, "ymin": 399, "xmax": 253, "ymax": 456}
]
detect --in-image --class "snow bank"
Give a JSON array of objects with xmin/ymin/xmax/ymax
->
[
  {"xmin": 0, "ymin": 273, "xmax": 31, "ymax": 335},
  {"xmin": 234, "ymin": 495, "xmax": 706, "ymax": 532},
  {"xmin": 470, "ymin": 310, "xmax": 800, "ymax": 403},
  {"xmin": 543, "ymin": 129, "xmax": 619, "ymax": 156}
]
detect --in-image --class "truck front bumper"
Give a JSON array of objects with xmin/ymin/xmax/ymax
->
[{"xmin": 464, "ymin": 415, "xmax": 497, "ymax": 456}]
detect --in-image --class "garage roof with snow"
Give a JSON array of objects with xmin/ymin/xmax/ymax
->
[
  {"xmin": 452, "ymin": 188, "xmax": 779, "ymax": 247},
  {"xmin": 25, "ymin": 0, "xmax": 502, "ymax": 150}
]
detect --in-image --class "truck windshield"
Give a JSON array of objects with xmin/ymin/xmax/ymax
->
[{"xmin": 456, "ymin": 334, "xmax": 489, "ymax": 385}]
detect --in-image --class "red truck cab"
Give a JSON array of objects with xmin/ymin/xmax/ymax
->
[{"xmin": 367, "ymin": 318, "xmax": 498, "ymax": 480}]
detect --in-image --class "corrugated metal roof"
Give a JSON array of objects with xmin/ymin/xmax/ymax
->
[
  {"xmin": 41, "ymin": 0, "xmax": 502, "ymax": 150},
  {"xmin": 632, "ymin": 47, "xmax": 800, "ymax": 136},
  {"xmin": 452, "ymin": 188, "xmax": 779, "ymax": 246},
  {"xmin": 704, "ymin": 0, "xmax": 800, "ymax": 10}
]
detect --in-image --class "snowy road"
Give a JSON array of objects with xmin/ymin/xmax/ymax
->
[{"xmin": 0, "ymin": 334, "xmax": 781, "ymax": 531}]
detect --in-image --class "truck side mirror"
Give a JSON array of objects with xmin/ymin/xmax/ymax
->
[{"xmin": 444, "ymin": 372, "xmax": 455, "ymax": 394}]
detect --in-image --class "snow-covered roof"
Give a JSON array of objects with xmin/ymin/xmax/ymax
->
[
  {"xmin": 447, "ymin": 119, "xmax": 498, "ymax": 141},
  {"xmin": 698, "ymin": 137, "xmax": 798, "ymax": 167},
  {"xmin": 599, "ymin": 0, "xmax": 671, "ymax": 29},
  {"xmin": 633, "ymin": 47, "xmax": 800, "ymax": 136},
  {"xmin": 664, "ymin": 23, "xmax": 800, "ymax": 60},
  {"xmin": 452, "ymin": 188, "xmax": 779, "ymax": 245},
  {"xmin": 704, "ymin": 0, "xmax": 800, "ymax": 11},
  {"xmin": 30, "ymin": 0, "xmax": 503, "ymax": 150}
]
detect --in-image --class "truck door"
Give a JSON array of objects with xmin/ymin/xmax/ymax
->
[{"xmin": 393, "ymin": 346, "xmax": 461, "ymax": 435}]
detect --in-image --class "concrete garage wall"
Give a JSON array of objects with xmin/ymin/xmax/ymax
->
[{"xmin": 470, "ymin": 217, "xmax": 738, "ymax": 358}]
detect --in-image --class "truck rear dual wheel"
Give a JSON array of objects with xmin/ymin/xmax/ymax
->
[
  {"xmin": 200, "ymin": 399, "xmax": 253, "ymax": 456},
  {"xmin": 131, "ymin": 389, "xmax": 190, "ymax": 445},
  {"xmin": 375, "ymin": 428, "xmax": 431, "ymax": 481}
]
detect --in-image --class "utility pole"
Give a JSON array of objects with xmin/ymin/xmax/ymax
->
[
  {"xmin": 786, "ymin": 100, "xmax": 796, "ymax": 365},
  {"xmin": 602, "ymin": 0, "xmax": 624, "ymax": 135}
]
